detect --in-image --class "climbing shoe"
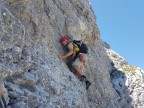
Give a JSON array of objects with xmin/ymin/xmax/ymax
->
[
  {"xmin": 85, "ymin": 81, "xmax": 91, "ymax": 90},
  {"xmin": 79, "ymin": 75, "xmax": 87, "ymax": 82}
]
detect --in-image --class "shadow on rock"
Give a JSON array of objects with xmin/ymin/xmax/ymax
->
[{"xmin": 110, "ymin": 64, "xmax": 132, "ymax": 108}]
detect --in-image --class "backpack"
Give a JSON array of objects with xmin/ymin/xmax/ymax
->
[{"xmin": 73, "ymin": 40, "xmax": 89, "ymax": 54}]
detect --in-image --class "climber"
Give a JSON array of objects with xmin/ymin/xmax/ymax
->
[
  {"xmin": 0, "ymin": 80, "xmax": 8, "ymax": 108},
  {"xmin": 58, "ymin": 36, "xmax": 91, "ymax": 90}
]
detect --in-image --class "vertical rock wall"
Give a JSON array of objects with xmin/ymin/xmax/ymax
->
[
  {"xmin": 1, "ymin": 0, "xmax": 143, "ymax": 108},
  {"xmin": 0, "ymin": 0, "xmax": 118, "ymax": 107}
]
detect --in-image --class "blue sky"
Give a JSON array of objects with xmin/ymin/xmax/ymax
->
[{"xmin": 89, "ymin": 0, "xmax": 144, "ymax": 70}]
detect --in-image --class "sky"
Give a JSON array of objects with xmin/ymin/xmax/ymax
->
[{"xmin": 89, "ymin": 0, "xmax": 144, "ymax": 70}]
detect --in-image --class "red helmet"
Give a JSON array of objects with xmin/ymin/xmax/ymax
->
[{"xmin": 60, "ymin": 36, "xmax": 68, "ymax": 43}]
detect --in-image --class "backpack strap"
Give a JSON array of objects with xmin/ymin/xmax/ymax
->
[
  {"xmin": 72, "ymin": 43, "xmax": 80, "ymax": 59},
  {"xmin": 73, "ymin": 40, "xmax": 83, "ymax": 48},
  {"xmin": 73, "ymin": 40, "xmax": 89, "ymax": 54}
]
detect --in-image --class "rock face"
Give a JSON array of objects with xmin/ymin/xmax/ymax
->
[
  {"xmin": 105, "ymin": 46, "xmax": 144, "ymax": 108},
  {"xmin": 0, "ymin": 0, "xmax": 143, "ymax": 108}
]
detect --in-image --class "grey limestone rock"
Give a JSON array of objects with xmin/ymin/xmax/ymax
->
[{"xmin": 0, "ymin": 0, "xmax": 144, "ymax": 108}]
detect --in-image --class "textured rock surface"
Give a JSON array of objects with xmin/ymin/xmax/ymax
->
[
  {"xmin": 104, "ymin": 43, "xmax": 144, "ymax": 108},
  {"xmin": 0, "ymin": 0, "xmax": 144, "ymax": 108}
]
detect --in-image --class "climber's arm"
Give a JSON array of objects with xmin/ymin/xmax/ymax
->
[{"xmin": 59, "ymin": 43, "xmax": 74, "ymax": 59}]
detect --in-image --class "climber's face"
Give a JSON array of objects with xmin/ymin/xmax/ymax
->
[{"xmin": 62, "ymin": 40, "xmax": 68, "ymax": 46}]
